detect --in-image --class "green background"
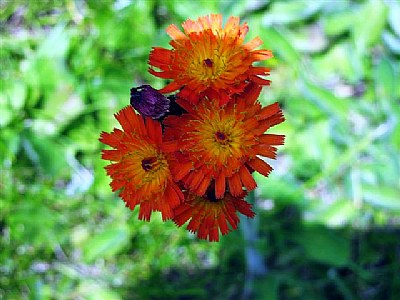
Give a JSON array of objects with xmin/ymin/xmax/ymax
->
[{"xmin": 1, "ymin": 0, "xmax": 399, "ymax": 299}]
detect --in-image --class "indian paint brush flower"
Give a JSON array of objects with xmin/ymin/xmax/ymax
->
[
  {"xmin": 173, "ymin": 190, "xmax": 255, "ymax": 242},
  {"xmin": 99, "ymin": 106, "xmax": 184, "ymax": 221},
  {"xmin": 164, "ymin": 83, "xmax": 285, "ymax": 199},
  {"xmin": 99, "ymin": 13, "xmax": 286, "ymax": 242},
  {"xmin": 148, "ymin": 14, "xmax": 273, "ymax": 106}
]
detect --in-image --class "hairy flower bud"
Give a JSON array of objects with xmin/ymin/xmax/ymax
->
[{"xmin": 130, "ymin": 85, "xmax": 170, "ymax": 119}]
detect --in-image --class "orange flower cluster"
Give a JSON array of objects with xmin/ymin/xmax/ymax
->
[{"xmin": 100, "ymin": 14, "xmax": 285, "ymax": 242}]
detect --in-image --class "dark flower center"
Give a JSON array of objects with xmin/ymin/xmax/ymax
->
[
  {"xmin": 141, "ymin": 157, "xmax": 158, "ymax": 171},
  {"xmin": 215, "ymin": 131, "xmax": 227, "ymax": 141},
  {"xmin": 203, "ymin": 58, "xmax": 213, "ymax": 68}
]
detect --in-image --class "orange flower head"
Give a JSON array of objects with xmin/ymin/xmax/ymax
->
[
  {"xmin": 148, "ymin": 14, "xmax": 273, "ymax": 106},
  {"xmin": 173, "ymin": 191, "xmax": 255, "ymax": 242},
  {"xmin": 99, "ymin": 106, "xmax": 184, "ymax": 221},
  {"xmin": 164, "ymin": 84, "xmax": 285, "ymax": 199}
]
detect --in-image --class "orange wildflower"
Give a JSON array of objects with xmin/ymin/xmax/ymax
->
[
  {"xmin": 173, "ymin": 191, "xmax": 255, "ymax": 242},
  {"xmin": 148, "ymin": 14, "xmax": 273, "ymax": 106},
  {"xmin": 99, "ymin": 106, "xmax": 184, "ymax": 221},
  {"xmin": 164, "ymin": 84, "xmax": 285, "ymax": 199}
]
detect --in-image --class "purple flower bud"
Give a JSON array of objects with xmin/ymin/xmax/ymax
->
[{"xmin": 130, "ymin": 85, "xmax": 170, "ymax": 119}]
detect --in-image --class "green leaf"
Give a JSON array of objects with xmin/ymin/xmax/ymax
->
[
  {"xmin": 77, "ymin": 281, "xmax": 122, "ymax": 300},
  {"xmin": 285, "ymin": 25, "xmax": 328, "ymax": 53},
  {"xmin": 255, "ymin": 174, "xmax": 304, "ymax": 205},
  {"xmin": 312, "ymin": 42, "xmax": 365, "ymax": 82},
  {"xmin": 392, "ymin": 122, "xmax": 400, "ymax": 151},
  {"xmin": 0, "ymin": 128, "xmax": 21, "ymax": 163},
  {"xmin": 37, "ymin": 23, "xmax": 69, "ymax": 59},
  {"xmin": 83, "ymin": 225, "xmax": 130, "ymax": 262},
  {"xmin": 383, "ymin": 31, "xmax": 400, "ymax": 55},
  {"xmin": 352, "ymin": 0, "xmax": 388, "ymax": 52},
  {"xmin": 92, "ymin": 159, "xmax": 113, "ymax": 198},
  {"xmin": 374, "ymin": 56, "xmax": 396, "ymax": 102},
  {"xmin": 22, "ymin": 134, "xmax": 70, "ymax": 177},
  {"xmin": 324, "ymin": 9, "xmax": 356, "ymax": 36},
  {"xmin": 0, "ymin": 93, "xmax": 13, "ymax": 128},
  {"xmin": 263, "ymin": 0, "xmax": 323, "ymax": 25},
  {"xmin": 33, "ymin": 86, "xmax": 85, "ymax": 135},
  {"xmin": 219, "ymin": 0, "xmax": 252, "ymax": 17},
  {"xmin": 259, "ymin": 27, "xmax": 301, "ymax": 66},
  {"xmin": 301, "ymin": 79, "xmax": 350, "ymax": 119},
  {"xmin": 388, "ymin": 0, "xmax": 400, "ymax": 37},
  {"xmin": 294, "ymin": 226, "xmax": 350, "ymax": 267},
  {"xmin": 0, "ymin": 77, "xmax": 26, "ymax": 126},
  {"xmin": 254, "ymin": 275, "xmax": 279, "ymax": 300},
  {"xmin": 312, "ymin": 199, "xmax": 356, "ymax": 227},
  {"xmin": 8, "ymin": 202, "xmax": 60, "ymax": 247},
  {"xmin": 29, "ymin": 279, "xmax": 51, "ymax": 300},
  {"xmin": 6, "ymin": 80, "xmax": 26, "ymax": 111},
  {"xmin": 167, "ymin": 0, "xmax": 219, "ymax": 20},
  {"xmin": 363, "ymin": 185, "xmax": 400, "ymax": 211}
]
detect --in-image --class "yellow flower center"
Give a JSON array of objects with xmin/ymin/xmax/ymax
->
[
  {"xmin": 123, "ymin": 144, "xmax": 170, "ymax": 191},
  {"xmin": 185, "ymin": 45, "xmax": 228, "ymax": 84},
  {"xmin": 193, "ymin": 113, "xmax": 246, "ymax": 167}
]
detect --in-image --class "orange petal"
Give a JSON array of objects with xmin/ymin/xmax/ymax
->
[
  {"xmin": 145, "ymin": 118, "xmax": 162, "ymax": 145},
  {"xmin": 101, "ymin": 149, "xmax": 122, "ymax": 161},
  {"xmin": 166, "ymin": 24, "xmax": 187, "ymax": 40},
  {"xmin": 234, "ymin": 199, "xmax": 255, "ymax": 218},
  {"xmin": 217, "ymin": 213, "xmax": 230, "ymax": 235},
  {"xmin": 148, "ymin": 68, "xmax": 173, "ymax": 79},
  {"xmin": 258, "ymin": 102, "xmax": 282, "ymax": 120},
  {"xmin": 239, "ymin": 166, "xmax": 257, "ymax": 191},
  {"xmin": 251, "ymin": 49, "xmax": 273, "ymax": 60},
  {"xmin": 196, "ymin": 176, "xmax": 211, "ymax": 196},
  {"xmin": 228, "ymin": 173, "xmax": 243, "ymax": 196},
  {"xmin": 244, "ymin": 36, "xmax": 263, "ymax": 51},
  {"xmin": 148, "ymin": 47, "xmax": 173, "ymax": 66},
  {"xmin": 115, "ymin": 106, "xmax": 145, "ymax": 135},
  {"xmin": 247, "ymin": 157, "xmax": 272, "ymax": 177},
  {"xmin": 224, "ymin": 16, "xmax": 240, "ymax": 34},
  {"xmin": 259, "ymin": 134, "xmax": 285, "ymax": 145},
  {"xmin": 215, "ymin": 173, "xmax": 226, "ymax": 199},
  {"xmin": 252, "ymin": 145, "xmax": 277, "ymax": 159},
  {"xmin": 172, "ymin": 161, "xmax": 193, "ymax": 181},
  {"xmin": 159, "ymin": 81, "xmax": 182, "ymax": 94},
  {"xmin": 99, "ymin": 129, "xmax": 123, "ymax": 148},
  {"xmin": 160, "ymin": 141, "xmax": 178, "ymax": 153},
  {"xmin": 250, "ymin": 76, "xmax": 271, "ymax": 86}
]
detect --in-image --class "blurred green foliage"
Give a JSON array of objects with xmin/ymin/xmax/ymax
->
[{"xmin": 1, "ymin": 0, "xmax": 399, "ymax": 299}]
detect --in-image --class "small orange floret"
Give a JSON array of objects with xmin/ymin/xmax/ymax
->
[
  {"xmin": 99, "ymin": 106, "xmax": 183, "ymax": 221},
  {"xmin": 173, "ymin": 191, "xmax": 255, "ymax": 242},
  {"xmin": 148, "ymin": 14, "xmax": 273, "ymax": 105}
]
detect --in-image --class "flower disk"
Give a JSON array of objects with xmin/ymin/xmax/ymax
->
[
  {"xmin": 99, "ymin": 106, "xmax": 183, "ymax": 221},
  {"xmin": 173, "ymin": 192, "xmax": 255, "ymax": 242},
  {"xmin": 148, "ymin": 14, "xmax": 273, "ymax": 105},
  {"xmin": 164, "ymin": 84, "xmax": 285, "ymax": 199}
]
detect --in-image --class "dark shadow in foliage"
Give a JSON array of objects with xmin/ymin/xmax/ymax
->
[
  {"xmin": 255, "ymin": 205, "xmax": 400, "ymax": 300},
  {"xmin": 126, "ymin": 231, "xmax": 246, "ymax": 300}
]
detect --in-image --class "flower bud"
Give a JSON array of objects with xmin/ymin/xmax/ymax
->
[{"xmin": 130, "ymin": 85, "xmax": 170, "ymax": 119}]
